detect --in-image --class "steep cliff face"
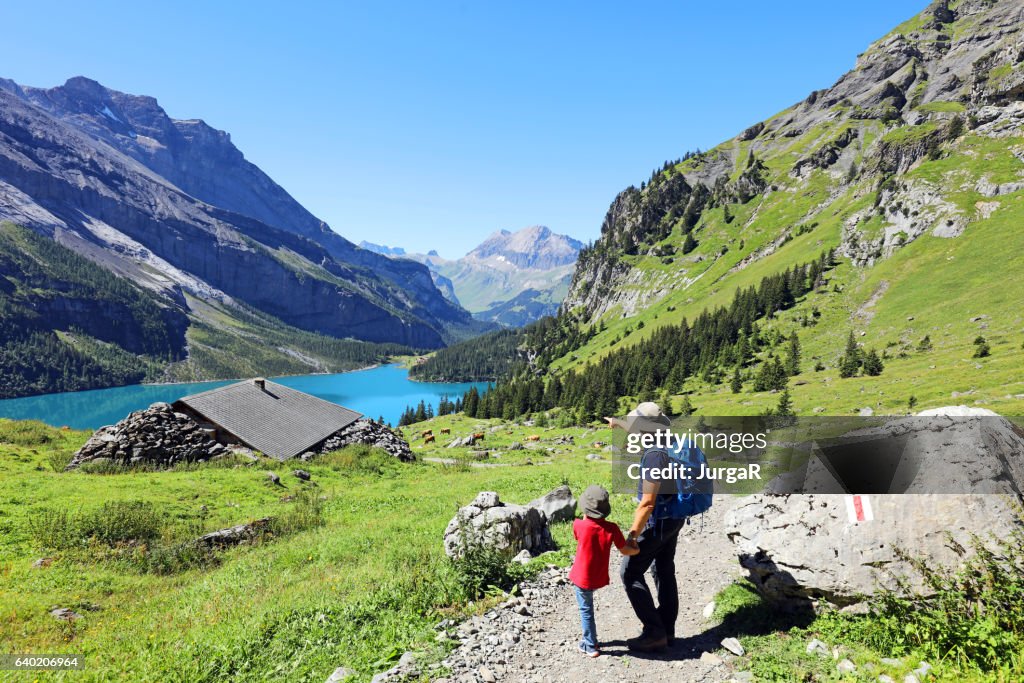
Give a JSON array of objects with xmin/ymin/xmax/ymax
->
[
  {"xmin": 564, "ymin": 0, "xmax": 1024, "ymax": 323},
  {"xmin": 15, "ymin": 77, "xmax": 473, "ymax": 332},
  {"xmin": 0, "ymin": 78, "xmax": 486, "ymax": 355}
]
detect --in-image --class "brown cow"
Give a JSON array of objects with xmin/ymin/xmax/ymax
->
[
  {"xmin": 472, "ymin": 432, "xmax": 485, "ymax": 441},
  {"xmin": 526, "ymin": 435, "xmax": 541, "ymax": 442},
  {"xmin": 424, "ymin": 434, "xmax": 436, "ymax": 444},
  {"xmin": 440, "ymin": 428, "xmax": 451, "ymax": 435},
  {"xmin": 421, "ymin": 430, "xmax": 433, "ymax": 438}
]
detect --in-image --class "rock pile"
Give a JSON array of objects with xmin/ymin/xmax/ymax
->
[
  {"xmin": 443, "ymin": 492, "xmax": 554, "ymax": 560},
  {"xmin": 369, "ymin": 567, "xmax": 569, "ymax": 683},
  {"xmin": 67, "ymin": 403, "xmax": 225, "ymax": 470},
  {"xmin": 315, "ymin": 419, "xmax": 414, "ymax": 462}
]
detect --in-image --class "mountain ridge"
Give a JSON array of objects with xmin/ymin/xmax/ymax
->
[
  {"xmin": 495, "ymin": 0, "xmax": 1024, "ymax": 418},
  {"xmin": 0, "ymin": 76, "xmax": 491, "ymax": 395},
  {"xmin": 362, "ymin": 225, "xmax": 582, "ymax": 325}
]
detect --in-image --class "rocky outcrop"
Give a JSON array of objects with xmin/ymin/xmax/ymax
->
[
  {"xmin": 67, "ymin": 402, "xmax": 225, "ymax": 469},
  {"xmin": 315, "ymin": 419, "xmax": 415, "ymax": 462},
  {"xmin": 194, "ymin": 517, "xmax": 272, "ymax": 548},
  {"xmin": 443, "ymin": 492, "xmax": 554, "ymax": 560},
  {"xmin": 559, "ymin": 0, "xmax": 1024, "ymax": 328},
  {"xmin": 725, "ymin": 409, "xmax": 1024, "ymax": 607}
]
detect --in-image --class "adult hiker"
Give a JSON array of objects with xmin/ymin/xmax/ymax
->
[{"xmin": 605, "ymin": 401, "xmax": 712, "ymax": 652}]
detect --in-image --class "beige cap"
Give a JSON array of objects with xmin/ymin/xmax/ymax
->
[{"xmin": 608, "ymin": 401, "xmax": 672, "ymax": 433}]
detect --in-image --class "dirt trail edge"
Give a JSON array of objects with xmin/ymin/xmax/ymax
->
[{"xmin": 434, "ymin": 502, "xmax": 745, "ymax": 683}]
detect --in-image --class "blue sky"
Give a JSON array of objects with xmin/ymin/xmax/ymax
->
[{"xmin": 6, "ymin": 0, "xmax": 925, "ymax": 257}]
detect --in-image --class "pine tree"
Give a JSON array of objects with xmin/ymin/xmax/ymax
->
[
  {"xmin": 769, "ymin": 356, "xmax": 788, "ymax": 390},
  {"xmin": 657, "ymin": 389, "xmax": 673, "ymax": 416},
  {"xmin": 463, "ymin": 386, "xmax": 479, "ymax": 417},
  {"xmin": 785, "ymin": 331, "xmax": 801, "ymax": 376},
  {"xmin": 730, "ymin": 366, "xmax": 743, "ymax": 394},
  {"xmin": 775, "ymin": 388, "xmax": 794, "ymax": 416},
  {"xmin": 677, "ymin": 395, "xmax": 694, "ymax": 416},
  {"xmin": 839, "ymin": 332, "xmax": 862, "ymax": 378},
  {"xmin": 973, "ymin": 336, "xmax": 991, "ymax": 358},
  {"xmin": 862, "ymin": 348, "xmax": 884, "ymax": 376}
]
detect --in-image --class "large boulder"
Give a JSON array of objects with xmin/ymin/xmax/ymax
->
[
  {"xmin": 444, "ymin": 492, "xmax": 554, "ymax": 560},
  {"xmin": 315, "ymin": 419, "xmax": 414, "ymax": 462},
  {"xmin": 725, "ymin": 409, "xmax": 1024, "ymax": 608},
  {"xmin": 527, "ymin": 485, "xmax": 576, "ymax": 523},
  {"xmin": 67, "ymin": 402, "xmax": 225, "ymax": 470},
  {"xmin": 726, "ymin": 494, "xmax": 1019, "ymax": 607}
]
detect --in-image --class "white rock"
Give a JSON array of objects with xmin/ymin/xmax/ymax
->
[
  {"xmin": 721, "ymin": 637, "xmax": 745, "ymax": 656},
  {"xmin": 702, "ymin": 601, "xmax": 716, "ymax": 619},
  {"xmin": 325, "ymin": 667, "xmax": 355, "ymax": 683}
]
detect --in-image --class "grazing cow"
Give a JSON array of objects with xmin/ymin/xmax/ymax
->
[
  {"xmin": 526, "ymin": 435, "xmax": 541, "ymax": 442},
  {"xmin": 440, "ymin": 428, "xmax": 451, "ymax": 435},
  {"xmin": 424, "ymin": 434, "xmax": 436, "ymax": 444},
  {"xmin": 421, "ymin": 430, "xmax": 433, "ymax": 438},
  {"xmin": 472, "ymin": 432, "xmax": 485, "ymax": 441},
  {"xmin": 60, "ymin": 426, "xmax": 71, "ymax": 431}
]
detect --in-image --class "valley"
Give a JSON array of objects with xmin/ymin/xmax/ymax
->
[{"xmin": 2, "ymin": 1, "xmax": 1024, "ymax": 682}]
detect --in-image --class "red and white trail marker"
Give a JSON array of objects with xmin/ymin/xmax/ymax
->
[{"xmin": 845, "ymin": 495, "xmax": 874, "ymax": 523}]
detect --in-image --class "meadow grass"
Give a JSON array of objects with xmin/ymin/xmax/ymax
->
[{"xmin": 0, "ymin": 418, "xmax": 617, "ymax": 682}]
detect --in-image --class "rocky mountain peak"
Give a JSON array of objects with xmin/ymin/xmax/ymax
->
[{"xmin": 466, "ymin": 225, "xmax": 582, "ymax": 270}]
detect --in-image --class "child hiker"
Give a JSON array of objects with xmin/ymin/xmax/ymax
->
[{"xmin": 569, "ymin": 484, "xmax": 639, "ymax": 657}]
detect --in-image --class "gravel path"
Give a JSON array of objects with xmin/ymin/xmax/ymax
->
[{"xmin": 434, "ymin": 503, "xmax": 745, "ymax": 683}]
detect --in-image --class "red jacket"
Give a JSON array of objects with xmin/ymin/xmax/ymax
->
[{"xmin": 568, "ymin": 517, "xmax": 627, "ymax": 590}]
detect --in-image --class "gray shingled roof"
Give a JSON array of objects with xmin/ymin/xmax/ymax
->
[{"xmin": 175, "ymin": 379, "xmax": 362, "ymax": 460}]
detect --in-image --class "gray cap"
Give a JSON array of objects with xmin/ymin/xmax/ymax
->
[{"xmin": 579, "ymin": 484, "xmax": 611, "ymax": 519}]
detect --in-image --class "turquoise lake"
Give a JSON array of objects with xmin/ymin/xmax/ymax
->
[{"xmin": 0, "ymin": 365, "xmax": 489, "ymax": 430}]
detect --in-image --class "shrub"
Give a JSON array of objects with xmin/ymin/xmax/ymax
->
[
  {"xmin": 270, "ymin": 488, "xmax": 325, "ymax": 536},
  {"xmin": 26, "ymin": 507, "xmax": 78, "ymax": 549},
  {"xmin": 0, "ymin": 419, "xmax": 55, "ymax": 446},
  {"xmin": 81, "ymin": 501, "xmax": 162, "ymax": 546},
  {"xmin": 318, "ymin": 445, "xmax": 398, "ymax": 475},
  {"xmin": 45, "ymin": 449, "xmax": 74, "ymax": 472},
  {"xmin": 867, "ymin": 525, "xmax": 1024, "ymax": 670},
  {"xmin": 450, "ymin": 516, "xmax": 532, "ymax": 599},
  {"xmin": 27, "ymin": 500, "xmax": 162, "ymax": 550},
  {"xmin": 135, "ymin": 540, "xmax": 221, "ymax": 575}
]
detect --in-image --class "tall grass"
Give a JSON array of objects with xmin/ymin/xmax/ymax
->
[{"xmin": 27, "ymin": 500, "xmax": 162, "ymax": 550}]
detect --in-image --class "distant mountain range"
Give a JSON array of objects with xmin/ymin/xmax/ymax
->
[
  {"xmin": 0, "ymin": 76, "xmax": 491, "ymax": 396},
  {"xmin": 361, "ymin": 225, "xmax": 582, "ymax": 326}
]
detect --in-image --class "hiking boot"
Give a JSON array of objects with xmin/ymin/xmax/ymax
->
[{"xmin": 627, "ymin": 634, "xmax": 668, "ymax": 652}]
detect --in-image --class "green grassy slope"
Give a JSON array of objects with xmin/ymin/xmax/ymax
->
[
  {"xmin": 0, "ymin": 418, "xmax": 607, "ymax": 682},
  {"xmin": 545, "ymin": 2, "xmax": 1024, "ymax": 416}
]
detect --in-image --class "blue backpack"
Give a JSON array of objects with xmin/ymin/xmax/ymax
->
[{"xmin": 637, "ymin": 438, "xmax": 713, "ymax": 522}]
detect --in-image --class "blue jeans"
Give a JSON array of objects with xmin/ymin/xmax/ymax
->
[{"xmin": 574, "ymin": 585, "xmax": 598, "ymax": 652}]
